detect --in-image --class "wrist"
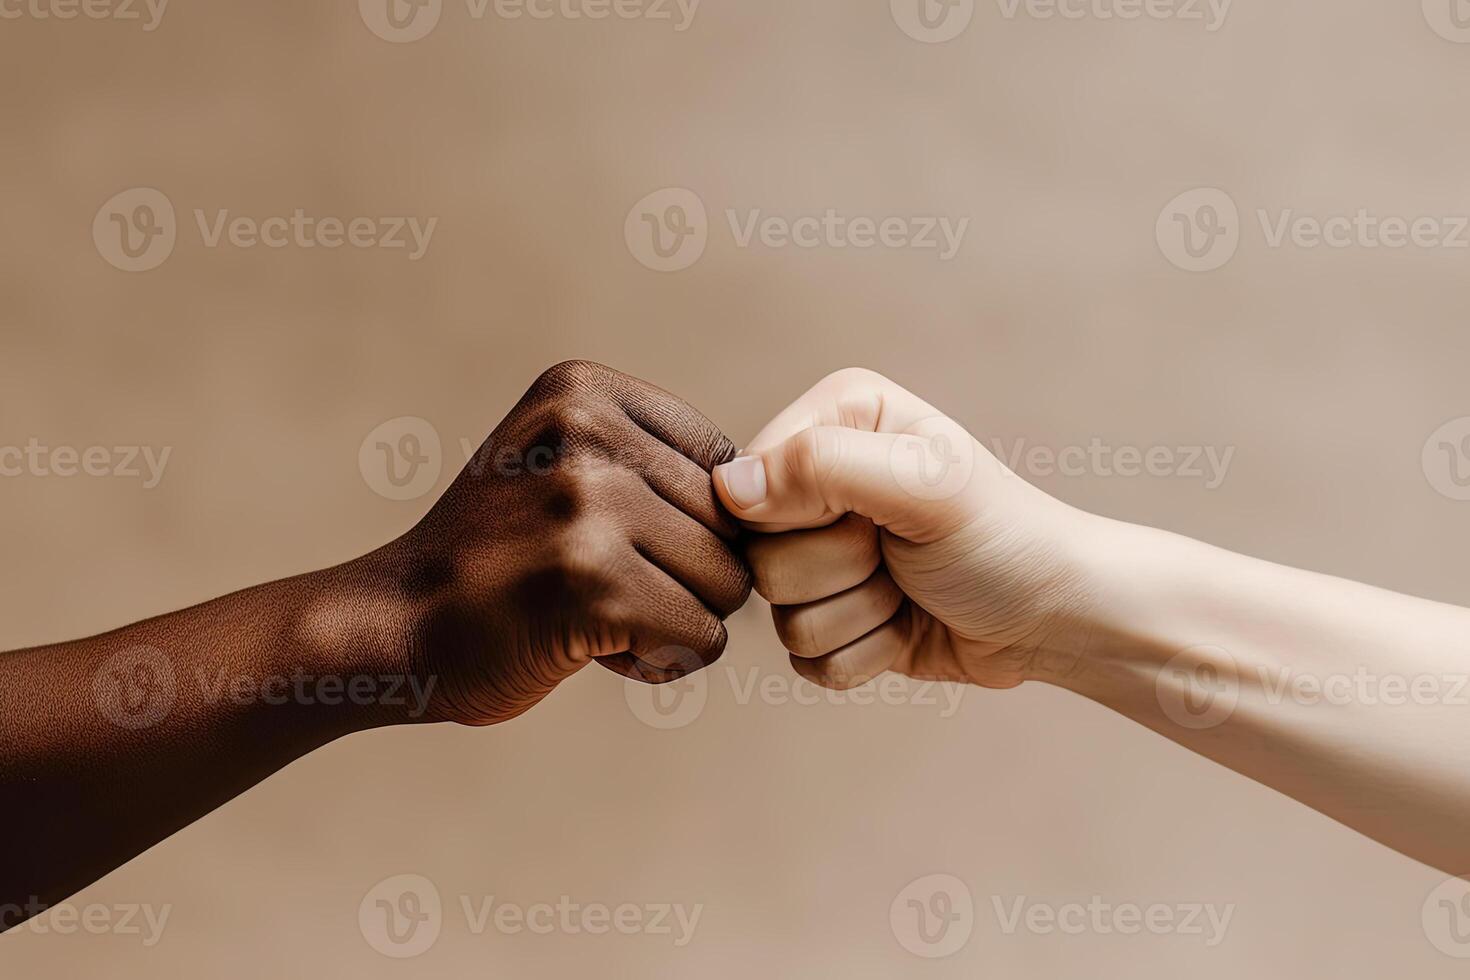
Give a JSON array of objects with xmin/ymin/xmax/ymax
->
[
  {"xmin": 1023, "ymin": 514, "xmax": 1199, "ymax": 688},
  {"xmin": 288, "ymin": 550, "xmax": 429, "ymax": 729}
]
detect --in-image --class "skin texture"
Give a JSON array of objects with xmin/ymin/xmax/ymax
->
[
  {"xmin": 713, "ymin": 367, "xmax": 1097, "ymax": 692},
  {"xmin": 0, "ymin": 360, "xmax": 749, "ymax": 930},
  {"xmin": 716, "ymin": 367, "xmax": 1470, "ymax": 876}
]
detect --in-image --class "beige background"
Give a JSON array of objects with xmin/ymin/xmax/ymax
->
[{"xmin": 4, "ymin": 0, "xmax": 1470, "ymax": 975}]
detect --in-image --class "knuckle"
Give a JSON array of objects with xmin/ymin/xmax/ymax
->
[
  {"xmin": 825, "ymin": 366, "xmax": 887, "ymax": 390},
  {"xmin": 787, "ymin": 427, "xmax": 840, "ymax": 485},
  {"xmin": 547, "ymin": 398, "xmax": 610, "ymax": 447},
  {"xmin": 551, "ymin": 520, "xmax": 624, "ymax": 584},
  {"xmin": 744, "ymin": 547, "xmax": 788, "ymax": 603},
  {"xmin": 533, "ymin": 359, "xmax": 606, "ymax": 396},
  {"xmin": 697, "ymin": 619, "xmax": 729, "ymax": 659},
  {"xmin": 835, "ymin": 515, "xmax": 882, "ymax": 572},
  {"xmin": 833, "ymin": 389, "xmax": 884, "ymax": 431},
  {"xmin": 771, "ymin": 604, "xmax": 817, "ymax": 658}
]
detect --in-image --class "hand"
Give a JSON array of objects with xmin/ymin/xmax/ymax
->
[
  {"xmin": 713, "ymin": 368, "xmax": 1098, "ymax": 691},
  {"xmin": 366, "ymin": 360, "xmax": 751, "ymax": 726}
]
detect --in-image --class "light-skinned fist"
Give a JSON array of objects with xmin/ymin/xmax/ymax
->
[{"xmin": 713, "ymin": 368, "xmax": 1100, "ymax": 691}]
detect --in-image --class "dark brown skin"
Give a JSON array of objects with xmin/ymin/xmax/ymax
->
[{"xmin": 0, "ymin": 360, "xmax": 750, "ymax": 931}]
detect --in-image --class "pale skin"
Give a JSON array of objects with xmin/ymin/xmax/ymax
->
[{"xmin": 714, "ymin": 367, "xmax": 1470, "ymax": 877}]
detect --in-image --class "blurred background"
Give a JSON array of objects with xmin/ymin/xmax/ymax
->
[{"xmin": 4, "ymin": 0, "xmax": 1470, "ymax": 975}]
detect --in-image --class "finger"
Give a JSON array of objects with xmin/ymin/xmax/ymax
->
[
  {"xmin": 773, "ymin": 568, "xmax": 905, "ymax": 659},
  {"xmin": 745, "ymin": 514, "xmax": 879, "ymax": 604},
  {"xmin": 606, "ymin": 370, "xmax": 739, "ymax": 472},
  {"xmin": 714, "ymin": 423, "xmax": 978, "ymax": 541},
  {"xmin": 629, "ymin": 485, "xmax": 751, "ymax": 618},
  {"xmin": 744, "ymin": 367, "xmax": 947, "ymax": 453},
  {"xmin": 596, "ymin": 651, "xmax": 702, "ymax": 685},
  {"xmin": 788, "ymin": 605, "xmax": 912, "ymax": 691},
  {"xmin": 623, "ymin": 423, "xmax": 740, "ymax": 541},
  {"xmin": 594, "ymin": 556, "xmax": 729, "ymax": 673}
]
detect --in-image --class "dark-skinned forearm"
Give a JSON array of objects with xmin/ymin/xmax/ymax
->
[{"xmin": 0, "ymin": 553, "xmax": 416, "ymax": 928}]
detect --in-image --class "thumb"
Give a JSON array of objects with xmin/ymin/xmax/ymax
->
[{"xmin": 713, "ymin": 420, "xmax": 979, "ymax": 539}]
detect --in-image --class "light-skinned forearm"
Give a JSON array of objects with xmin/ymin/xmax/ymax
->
[{"xmin": 1037, "ymin": 517, "xmax": 1470, "ymax": 876}]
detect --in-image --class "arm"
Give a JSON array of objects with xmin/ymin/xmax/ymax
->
[
  {"xmin": 0, "ymin": 360, "xmax": 750, "ymax": 928},
  {"xmin": 714, "ymin": 367, "xmax": 1470, "ymax": 875},
  {"xmin": 1046, "ymin": 518, "xmax": 1470, "ymax": 876}
]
